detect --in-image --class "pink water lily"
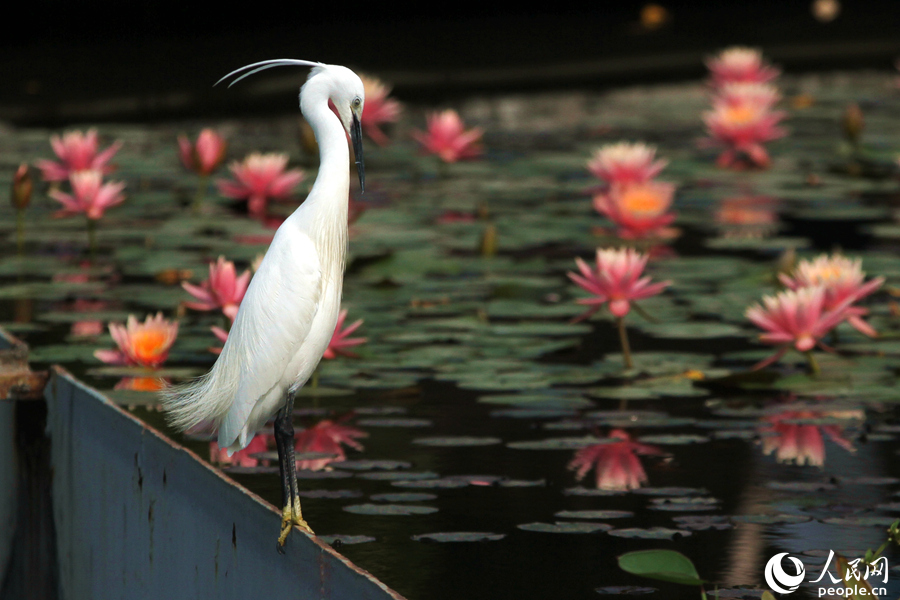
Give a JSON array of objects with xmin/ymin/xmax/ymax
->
[
  {"xmin": 706, "ymin": 47, "xmax": 780, "ymax": 89},
  {"xmin": 569, "ymin": 248, "xmax": 670, "ymax": 321},
  {"xmin": 593, "ymin": 181, "xmax": 677, "ymax": 239},
  {"xmin": 568, "ymin": 429, "xmax": 664, "ymax": 491},
  {"xmin": 360, "ymin": 75, "xmax": 401, "ymax": 146},
  {"xmin": 182, "ymin": 256, "xmax": 251, "ymax": 320},
  {"xmin": 37, "ymin": 128, "xmax": 122, "ymax": 182},
  {"xmin": 323, "ymin": 310, "xmax": 367, "ymax": 359},
  {"xmin": 49, "ymin": 170, "xmax": 125, "ymax": 220},
  {"xmin": 178, "ymin": 129, "xmax": 227, "ymax": 176},
  {"xmin": 745, "ymin": 286, "xmax": 852, "ymax": 371},
  {"xmin": 778, "ymin": 253, "xmax": 884, "ymax": 337},
  {"xmin": 412, "ymin": 109, "xmax": 483, "ymax": 163},
  {"xmin": 703, "ymin": 85, "xmax": 786, "ymax": 169},
  {"xmin": 94, "ymin": 313, "xmax": 178, "ymax": 368},
  {"xmin": 587, "ymin": 142, "xmax": 668, "ymax": 186},
  {"xmin": 295, "ymin": 418, "xmax": 367, "ymax": 471},
  {"xmin": 217, "ymin": 153, "xmax": 305, "ymax": 215}
]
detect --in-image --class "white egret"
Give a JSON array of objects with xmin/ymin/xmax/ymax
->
[{"xmin": 162, "ymin": 59, "xmax": 365, "ymax": 548}]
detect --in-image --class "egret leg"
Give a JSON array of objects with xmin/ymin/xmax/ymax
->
[{"xmin": 274, "ymin": 390, "xmax": 313, "ymax": 548}]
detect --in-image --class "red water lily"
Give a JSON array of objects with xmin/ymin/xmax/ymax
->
[
  {"xmin": 323, "ymin": 310, "xmax": 367, "ymax": 359},
  {"xmin": 568, "ymin": 429, "xmax": 664, "ymax": 491},
  {"xmin": 182, "ymin": 256, "xmax": 251, "ymax": 321},
  {"xmin": 360, "ymin": 75, "xmax": 401, "ymax": 147},
  {"xmin": 412, "ymin": 109, "xmax": 483, "ymax": 163},
  {"xmin": 178, "ymin": 128, "xmax": 227, "ymax": 176},
  {"xmin": 217, "ymin": 153, "xmax": 305, "ymax": 215},
  {"xmin": 49, "ymin": 170, "xmax": 125, "ymax": 220},
  {"xmin": 778, "ymin": 253, "xmax": 884, "ymax": 337},
  {"xmin": 209, "ymin": 433, "xmax": 273, "ymax": 468},
  {"xmin": 706, "ymin": 47, "xmax": 780, "ymax": 89},
  {"xmin": 703, "ymin": 84, "xmax": 786, "ymax": 169},
  {"xmin": 745, "ymin": 286, "xmax": 852, "ymax": 371},
  {"xmin": 569, "ymin": 247, "xmax": 670, "ymax": 321},
  {"xmin": 587, "ymin": 142, "xmax": 668, "ymax": 186},
  {"xmin": 37, "ymin": 128, "xmax": 122, "ymax": 182},
  {"xmin": 295, "ymin": 419, "xmax": 367, "ymax": 471}
]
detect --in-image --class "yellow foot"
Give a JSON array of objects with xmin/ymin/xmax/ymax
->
[{"xmin": 277, "ymin": 504, "xmax": 314, "ymax": 547}]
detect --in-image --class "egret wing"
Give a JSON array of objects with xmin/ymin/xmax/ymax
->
[{"xmin": 217, "ymin": 227, "xmax": 321, "ymax": 447}]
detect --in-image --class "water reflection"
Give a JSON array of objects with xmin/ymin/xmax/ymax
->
[
  {"xmin": 758, "ymin": 408, "xmax": 860, "ymax": 467},
  {"xmin": 567, "ymin": 429, "xmax": 664, "ymax": 491}
]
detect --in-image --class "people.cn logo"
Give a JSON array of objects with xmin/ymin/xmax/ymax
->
[{"xmin": 765, "ymin": 553, "xmax": 806, "ymax": 594}]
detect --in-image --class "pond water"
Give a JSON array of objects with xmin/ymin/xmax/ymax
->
[{"xmin": 3, "ymin": 70, "xmax": 900, "ymax": 599}]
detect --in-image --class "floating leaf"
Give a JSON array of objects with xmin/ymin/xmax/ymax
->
[
  {"xmin": 370, "ymin": 493, "xmax": 437, "ymax": 503},
  {"xmin": 412, "ymin": 436, "xmax": 502, "ymax": 447},
  {"xmin": 517, "ymin": 522, "xmax": 612, "ymax": 534},
  {"xmin": 412, "ymin": 532, "xmax": 505, "ymax": 542},
  {"xmin": 609, "ymin": 528, "xmax": 692, "ymax": 540},
  {"xmin": 555, "ymin": 510, "xmax": 633, "ymax": 520},
  {"xmin": 617, "ymin": 550, "xmax": 703, "ymax": 584},
  {"xmin": 343, "ymin": 503, "xmax": 438, "ymax": 516}
]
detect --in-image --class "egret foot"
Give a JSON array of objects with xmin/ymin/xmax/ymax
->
[{"xmin": 277, "ymin": 502, "xmax": 313, "ymax": 547}]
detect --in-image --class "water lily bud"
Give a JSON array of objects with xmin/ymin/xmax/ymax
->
[
  {"xmin": 479, "ymin": 224, "xmax": 497, "ymax": 257},
  {"xmin": 12, "ymin": 163, "xmax": 32, "ymax": 209},
  {"xmin": 842, "ymin": 103, "xmax": 863, "ymax": 144}
]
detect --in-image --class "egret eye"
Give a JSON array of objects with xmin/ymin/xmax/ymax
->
[{"xmin": 352, "ymin": 98, "xmax": 361, "ymax": 109}]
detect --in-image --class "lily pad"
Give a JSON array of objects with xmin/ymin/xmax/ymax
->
[
  {"xmin": 411, "ymin": 532, "xmax": 505, "ymax": 542},
  {"xmin": 342, "ymin": 503, "xmax": 438, "ymax": 516},
  {"xmin": 517, "ymin": 522, "xmax": 613, "ymax": 534},
  {"xmin": 609, "ymin": 527, "xmax": 692, "ymax": 540}
]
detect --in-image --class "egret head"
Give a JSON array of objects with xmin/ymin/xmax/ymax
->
[
  {"xmin": 314, "ymin": 65, "xmax": 366, "ymax": 192},
  {"xmin": 216, "ymin": 58, "xmax": 366, "ymax": 192}
]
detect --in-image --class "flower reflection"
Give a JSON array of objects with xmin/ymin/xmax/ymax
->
[
  {"xmin": 295, "ymin": 418, "xmax": 367, "ymax": 471},
  {"xmin": 715, "ymin": 196, "xmax": 778, "ymax": 238},
  {"xmin": 568, "ymin": 429, "xmax": 663, "ymax": 491},
  {"xmin": 759, "ymin": 409, "xmax": 859, "ymax": 467},
  {"xmin": 114, "ymin": 376, "xmax": 168, "ymax": 392}
]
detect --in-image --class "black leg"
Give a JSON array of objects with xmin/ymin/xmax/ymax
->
[{"xmin": 274, "ymin": 390, "xmax": 312, "ymax": 548}]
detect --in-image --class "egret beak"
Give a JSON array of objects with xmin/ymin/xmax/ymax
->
[{"xmin": 351, "ymin": 113, "xmax": 365, "ymax": 193}]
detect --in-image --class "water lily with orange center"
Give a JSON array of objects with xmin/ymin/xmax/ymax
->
[
  {"xmin": 593, "ymin": 181, "xmax": 677, "ymax": 239},
  {"xmin": 569, "ymin": 248, "xmax": 671, "ymax": 368},
  {"xmin": 412, "ymin": 109, "xmax": 483, "ymax": 164},
  {"xmin": 36, "ymin": 128, "xmax": 122, "ymax": 182},
  {"xmin": 706, "ymin": 47, "xmax": 780, "ymax": 89},
  {"xmin": 779, "ymin": 254, "xmax": 884, "ymax": 337},
  {"xmin": 323, "ymin": 310, "xmax": 367, "ymax": 359},
  {"xmin": 587, "ymin": 142, "xmax": 668, "ymax": 186},
  {"xmin": 182, "ymin": 256, "xmax": 251, "ymax": 321},
  {"xmin": 217, "ymin": 152, "xmax": 305, "ymax": 215},
  {"xmin": 360, "ymin": 75, "xmax": 401, "ymax": 146},
  {"xmin": 94, "ymin": 313, "xmax": 178, "ymax": 368},
  {"xmin": 703, "ymin": 91, "xmax": 786, "ymax": 169},
  {"xmin": 295, "ymin": 418, "xmax": 367, "ymax": 471},
  {"xmin": 568, "ymin": 429, "xmax": 664, "ymax": 491},
  {"xmin": 759, "ymin": 410, "xmax": 857, "ymax": 467},
  {"xmin": 745, "ymin": 286, "xmax": 853, "ymax": 373}
]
